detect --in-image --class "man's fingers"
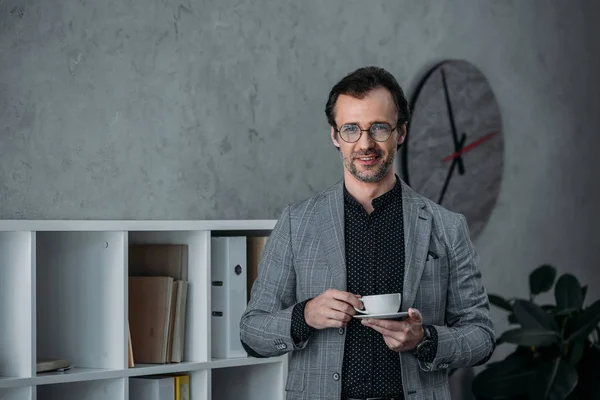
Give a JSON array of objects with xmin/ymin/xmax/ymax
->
[
  {"xmin": 363, "ymin": 321, "xmax": 396, "ymax": 337},
  {"xmin": 326, "ymin": 309, "xmax": 352, "ymax": 323},
  {"xmin": 363, "ymin": 319, "xmax": 406, "ymax": 331},
  {"xmin": 408, "ymin": 308, "xmax": 422, "ymax": 322},
  {"xmin": 330, "ymin": 299, "xmax": 359, "ymax": 316},
  {"xmin": 327, "ymin": 289, "xmax": 363, "ymax": 310},
  {"xmin": 325, "ymin": 318, "xmax": 346, "ymax": 328},
  {"xmin": 340, "ymin": 292, "xmax": 363, "ymax": 309},
  {"xmin": 384, "ymin": 335, "xmax": 403, "ymax": 347}
]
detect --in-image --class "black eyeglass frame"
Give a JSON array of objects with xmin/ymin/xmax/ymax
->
[{"xmin": 334, "ymin": 122, "xmax": 399, "ymax": 143}]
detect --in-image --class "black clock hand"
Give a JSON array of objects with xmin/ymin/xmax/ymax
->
[
  {"xmin": 440, "ymin": 67, "xmax": 466, "ymax": 176},
  {"xmin": 438, "ymin": 133, "xmax": 466, "ymax": 205}
]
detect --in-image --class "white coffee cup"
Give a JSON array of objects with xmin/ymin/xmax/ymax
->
[{"xmin": 354, "ymin": 293, "xmax": 402, "ymax": 315}]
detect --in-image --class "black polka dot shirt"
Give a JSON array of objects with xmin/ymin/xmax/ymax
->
[{"xmin": 291, "ymin": 176, "xmax": 438, "ymax": 398}]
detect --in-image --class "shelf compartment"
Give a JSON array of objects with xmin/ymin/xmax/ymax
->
[
  {"xmin": 209, "ymin": 230, "xmax": 271, "ymax": 360},
  {"xmin": 211, "ymin": 362, "xmax": 285, "ymax": 400},
  {"xmin": 37, "ymin": 377, "xmax": 126, "ymax": 400},
  {"xmin": 36, "ymin": 231, "xmax": 127, "ymax": 372},
  {"xmin": 127, "ymin": 369, "xmax": 208, "ymax": 400},
  {"xmin": 0, "ymin": 232, "xmax": 34, "ymax": 380},
  {"xmin": 0, "ymin": 386, "xmax": 34, "ymax": 400},
  {"xmin": 128, "ymin": 230, "xmax": 210, "ymax": 363}
]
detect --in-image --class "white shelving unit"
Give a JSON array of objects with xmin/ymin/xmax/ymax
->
[{"xmin": 0, "ymin": 220, "xmax": 287, "ymax": 400}]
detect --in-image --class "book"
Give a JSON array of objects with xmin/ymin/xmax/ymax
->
[
  {"xmin": 36, "ymin": 359, "xmax": 70, "ymax": 373},
  {"xmin": 128, "ymin": 322, "xmax": 135, "ymax": 367},
  {"xmin": 129, "ymin": 276, "xmax": 174, "ymax": 364},
  {"xmin": 128, "ymin": 244, "xmax": 189, "ymax": 364},
  {"xmin": 174, "ymin": 374, "xmax": 190, "ymax": 400},
  {"xmin": 171, "ymin": 280, "xmax": 188, "ymax": 362},
  {"xmin": 246, "ymin": 236, "xmax": 269, "ymax": 302},
  {"xmin": 129, "ymin": 244, "xmax": 188, "ymax": 280}
]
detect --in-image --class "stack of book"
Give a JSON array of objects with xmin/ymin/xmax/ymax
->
[{"xmin": 128, "ymin": 244, "xmax": 189, "ymax": 365}]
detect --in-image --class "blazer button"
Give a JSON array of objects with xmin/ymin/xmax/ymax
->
[
  {"xmin": 338, "ymin": 328, "xmax": 344, "ymax": 335},
  {"xmin": 333, "ymin": 372, "xmax": 340, "ymax": 381}
]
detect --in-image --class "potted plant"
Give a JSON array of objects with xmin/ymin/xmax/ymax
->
[{"xmin": 471, "ymin": 264, "xmax": 600, "ymax": 399}]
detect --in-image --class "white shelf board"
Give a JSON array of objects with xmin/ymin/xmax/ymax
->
[
  {"xmin": 34, "ymin": 368, "xmax": 124, "ymax": 386},
  {"xmin": 0, "ymin": 220, "xmax": 276, "ymax": 232},
  {"xmin": 127, "ymin": 362, "xmax": 208, "ymax": 377},
  {"xmin": 0, "ymin": 376, "xmax": 34, "ymax": 389},
  {"xmin": 125, "ymin": 356, "xmax": 285, "ymax": 376},
  {"xmin": 0, "ymin": 357, "xmax": 286, "ymax": 388},
  {"xmin": 209, "ymin": 355, "xmax": 286, "ymax": 369}
]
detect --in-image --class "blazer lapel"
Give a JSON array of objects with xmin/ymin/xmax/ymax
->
[
  {"xmin": 318, "ymin": 181, "xmax": 347, "ymax": 291},
  {"xmin": 401, "ymin": 182, "xmax": 432, "ymax": 311}
]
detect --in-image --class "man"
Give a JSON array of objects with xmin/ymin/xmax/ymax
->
[{"xmin": 239, "ymin": 66, "xmax": 495, "ymax": 400}]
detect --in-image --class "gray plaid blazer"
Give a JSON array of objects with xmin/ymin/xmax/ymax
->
[{"xmin": 240, "ymin": 179, "xmax": 495, "ymax": 400}]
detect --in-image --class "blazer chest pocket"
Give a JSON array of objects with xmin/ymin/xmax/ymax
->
[
  {"xmin": 420, "ymin": 254, "xmax": 449, "ymax": 288},
  {"xmin": 415, "ymin": 255, "xmax": 449, "ymax": 321}
]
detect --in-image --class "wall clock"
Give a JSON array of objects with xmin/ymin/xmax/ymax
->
[{"xmin": 401, "ymin": 60, "xmax": 504, "ymax": 240}]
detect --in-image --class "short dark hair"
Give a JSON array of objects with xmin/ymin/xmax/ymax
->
[{"xmin": 325, "ymin": 66, "xmax": 410, "ymax": 128}]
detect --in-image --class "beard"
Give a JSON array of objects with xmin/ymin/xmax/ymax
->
[{"xmin": 341, "ymin": 146, "xmax": 396, "ymax": 183}]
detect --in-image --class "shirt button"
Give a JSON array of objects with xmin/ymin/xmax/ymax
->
[
  {"xmin": 338, "ymin": 328, "xmax": 345, "ymax": 335},
  {"xmin": 333, "ymin": 372, "xmax": 340, "ymax": 381}
]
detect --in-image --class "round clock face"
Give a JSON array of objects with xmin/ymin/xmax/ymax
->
[{"xmin": 401, "ymin": 60, "xmax": 504, "ymax": 240}]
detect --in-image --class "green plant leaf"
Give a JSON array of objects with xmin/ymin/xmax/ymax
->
[
  {"xmin": 512, "ymin": 299, "xmax": 558, "ymax": 331},
  {"xmin": 569, "ymin": 340, "xmax": 584, "ymax": 365},
  {"xmin": 507, "ymin": 313, "xmax": 518, "ymax": 325},
  {"xmin": 489, "ymin": 294, "xmax": 513, "ymax": 311},
  {"xmin": 472, "ymin": 353, "xmax": 534, "ymax": 398},
  {"xmin": 499, "ymin": 327, "xmax": 560, "ymax": 347},
  {"xmin": 541, "ymin": 304, "xmax": 557, "ymax": 313},
  {"xmin": 529, "ymin": 264, "xmax": 557, "ymax": 296},
  {"xmin": 581, "ymin": 285, "xmax": 588, "ymax": 303},
  {"xmin": 567, "ymin": 299, "xmax": 600, "ymax": 343},
  {"xmin": 555, "ymin": 274, "xmax": 583, "ymax": 313},
  {"xmin": 528, "ymin": 357, "xmax": 578, "ymax": 400}
]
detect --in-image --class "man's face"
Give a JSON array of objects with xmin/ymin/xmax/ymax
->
[{"xmin": 330, "ymin": 87, "xmax": 406, "ymax": 183}]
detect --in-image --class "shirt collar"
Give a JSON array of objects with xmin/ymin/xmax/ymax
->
[{"xmin": 343, "ymin": 174, "xmax": 402, "ymax": 212}]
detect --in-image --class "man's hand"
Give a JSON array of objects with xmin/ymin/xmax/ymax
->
[
  {"xmin": 361, "ymin": 308, "xmax": 424, "ymax": 352},
  {"xmin": 304, "ymin": 289, "xmax": 362, "ymax": 330}
]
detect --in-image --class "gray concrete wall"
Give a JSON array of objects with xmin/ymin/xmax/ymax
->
[{"xmin": 2, "ymin": 0, "xmax": 600, "ymax": 393}]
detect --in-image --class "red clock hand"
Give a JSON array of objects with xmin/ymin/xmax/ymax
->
[{"xmin": 443, "ymin": 131, "xmax": 498, "ymax": 162}]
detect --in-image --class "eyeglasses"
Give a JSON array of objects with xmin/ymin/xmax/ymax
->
[{"xmin": 335, "ymin": 123, "xmax": 398, "ymax": 143}]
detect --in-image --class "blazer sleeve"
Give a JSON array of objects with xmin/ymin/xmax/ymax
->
[
  {"xmin": 239, "ymin": 205, "xmax": 309, "ymax": 357},
  {"xmin": 417, "ymin": 213, "xmax": 496, "ymax": 372}
]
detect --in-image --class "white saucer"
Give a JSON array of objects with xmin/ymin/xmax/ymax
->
[{"xmin": 353, "ymin": 311, "xmax": 409, "ymax": 320}]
